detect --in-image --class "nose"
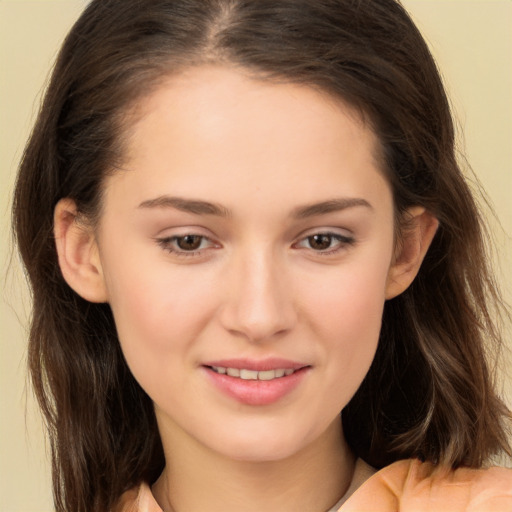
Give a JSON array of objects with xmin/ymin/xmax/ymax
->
[{"xmin": 219, "ymin": 249, "xmax": 297, "ymax": 343}]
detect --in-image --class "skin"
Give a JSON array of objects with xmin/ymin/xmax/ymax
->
[{"xmin": 54, "ymin": 65, "xmax": 438, "ymax": 512}]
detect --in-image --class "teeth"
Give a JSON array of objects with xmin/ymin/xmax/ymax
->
[
  {"xmin": 211, "ymin": 366, "xmax": 297, "ymax": 380},
  {"xmin": 240, "ymin": 369, "xmax": 259, "ymax": 380},
  {"xmin": 226, "ymin": 368, "xmax": 240, "ymax": 377},
  {"xmin": 258, "ymin": 370, "xmax": 277, "ymax": 381}
]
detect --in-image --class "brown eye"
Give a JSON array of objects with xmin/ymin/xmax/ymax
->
[
  {"xmin": 307, "ymin": 234, "xmax": 334, "ymax": 251},
  {"xmin": 294, "ymin": 231, "xmax": 355, "ymax": 254},
  {"xmin": 156, "ymin": 233, "xmax": 218, "ymax": 257},
  {"xmin": 176, "ymin": 235, "xmax": 203, "ymax": 251}
]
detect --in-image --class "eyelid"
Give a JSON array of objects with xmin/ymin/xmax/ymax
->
[
  {"xmin": 294, "ymin": 226, "xmax": 354, "ymax": 242},
  {"xmin": 154, "ymin": 227, "xmax": 355, "ymax": 258},
  {"xmin": 155, "ymin": 232, "xmax": 220, "ymax": 258},
  {"xmin": 293, "ymin": 229, "xmax": 355, "ymax": 254}
]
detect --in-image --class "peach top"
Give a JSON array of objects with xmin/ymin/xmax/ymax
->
[{"xmin": 115, "ymin": 458, "xmax": 512, "ymax": 512}]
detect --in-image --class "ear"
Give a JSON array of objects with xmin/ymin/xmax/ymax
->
[
  {"xmin": 385, "ymin": 206, "xmax": 439, "ymax": 300},
  {"xmin": 54, "ymin": 198, "xmax": 108, "ymax": 303}
]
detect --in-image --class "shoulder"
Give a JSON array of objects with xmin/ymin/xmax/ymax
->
[
  {"xmin": 342, "ymin": 459, "xmax": 512, "ymax": 512},
  {"xmin": 393, "ymin": 459, "xmax": 512, "ymax": 512},
  {"xmin": 112, "ymin": 482, "xmax": 163, "ymax": 512}
]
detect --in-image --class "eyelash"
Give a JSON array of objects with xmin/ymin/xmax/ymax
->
[
  {"xmin": 156, "ymin": 231, "xmax": 355, "ymax": 258},
  {"xmin": 293, "ymin": 232, "xmax": 355, "ymax": 255},
  {"xmin": 156, "ymin": 234, "xmax": 217, "ymax": 258}
]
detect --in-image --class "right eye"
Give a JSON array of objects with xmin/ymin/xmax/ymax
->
[{"xmin": 156, "ymin": 234, "xmax": 216, "ymax": 257}]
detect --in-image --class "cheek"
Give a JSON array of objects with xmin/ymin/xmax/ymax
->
[
  {"xmin": 102, "ymin": 253, "xmax": 218, "ymax": 376},
  {"xmin": 105, "ymin": 271, "xmax": 212, "ymax": 405},
  {"xmin": 303, "ymin": 250, "xmax": 390, "ymax": 336},
  {"xmin": 299, "ymin": 252, "xmax": 391, "ymax": 398},
  {"xmin": 321, "ymin": 276, "xmax": 384, "ymax": 364}
]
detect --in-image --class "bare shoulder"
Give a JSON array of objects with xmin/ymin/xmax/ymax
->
[{"xmin": 341, "ymin": 459, "xmax": 512, "ymax": 512}]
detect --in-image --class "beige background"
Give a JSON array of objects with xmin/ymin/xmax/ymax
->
[{"xmin": 1, "ymin": 1, "xmax": 511, "ymax": 510}]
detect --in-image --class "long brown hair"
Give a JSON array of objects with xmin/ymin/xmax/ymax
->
[{"xmin": 12, "ymin": 1, "xmax": 511, "ymax": 511}]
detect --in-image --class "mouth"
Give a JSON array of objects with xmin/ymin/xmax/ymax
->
[
  {"xmin": 207, "ymin": 366, "xmax": 297, "ymax": 381},
  {"xmin": 202, "ymin": 360, "xmax": 311, "ymax": 405}
]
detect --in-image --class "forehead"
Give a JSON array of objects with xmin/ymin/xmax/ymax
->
[
  {"xmin": 106, "ymin": 65, "xmax": 389, "ymax": 214},
  {"xmin": 122, "ymin": 65, "xmax": 379, "ymax": 158}
]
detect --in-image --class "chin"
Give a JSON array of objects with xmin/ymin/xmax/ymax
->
[{"xmin": 205, "ymin": 425, "xmax": 315, "ymax": 463}]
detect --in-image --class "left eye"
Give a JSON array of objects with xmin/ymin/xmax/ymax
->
[
  {"xmin": 295, "ymin": 233, "xmax": 354, "ymax": 252},
  {"xmin": 174, "ymin": 235, "xmax": 205, "ymax": 251}
]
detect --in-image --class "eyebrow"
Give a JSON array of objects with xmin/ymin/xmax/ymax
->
[
  {"xmin": 292, "ymin": 198, "xmax": 372, "ymax": 219},
  {"xmin": 137, "ymin": 195, "xmax": 372, "ymax": 218},
  {"xmin": 138, "ymin": 196, "xmax": 231, "ymax": 217}
]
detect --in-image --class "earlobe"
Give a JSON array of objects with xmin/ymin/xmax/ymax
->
[
  {"xmin": 54, "ymin": 198, "xmax": 108, "ymax": 303},
  {"xmin": 385, "ymin": 207, "xmax": 439, "ymax": 300}
]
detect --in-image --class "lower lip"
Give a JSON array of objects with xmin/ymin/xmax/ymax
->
[{"xmin": 203, "ymin": 367, "xmax": 310, "ymax": 406}]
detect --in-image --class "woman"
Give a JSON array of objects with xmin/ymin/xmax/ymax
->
[{"xmin": 12, "ymin": 0, "xmax": 512, "ymax": 511}]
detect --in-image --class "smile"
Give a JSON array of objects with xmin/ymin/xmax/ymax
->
[
  {"xmin": 205, "ymin": 364, "xmax": 310, "ymax": 405},
  {"xmin": 210, "ymin": 366, "xmax": 296, "ymax": 380}
]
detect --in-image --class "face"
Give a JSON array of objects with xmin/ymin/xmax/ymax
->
[{"xmin": 94, "ymin": 66, "xmax": 397, "ymax": 462}]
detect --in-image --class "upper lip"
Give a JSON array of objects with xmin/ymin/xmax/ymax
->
[{"xmin": 202, "ymin": 358, "xmax": 309, "ymax": 371}]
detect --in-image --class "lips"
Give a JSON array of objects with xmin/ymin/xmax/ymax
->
[{"xmin": 202, "ymin": 358, "xmax": 310, "ymax": 406}]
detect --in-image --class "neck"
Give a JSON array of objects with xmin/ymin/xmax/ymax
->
[{"xmin": 152, "ymin": 418, "xmax": 355, "ymax": 512}]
